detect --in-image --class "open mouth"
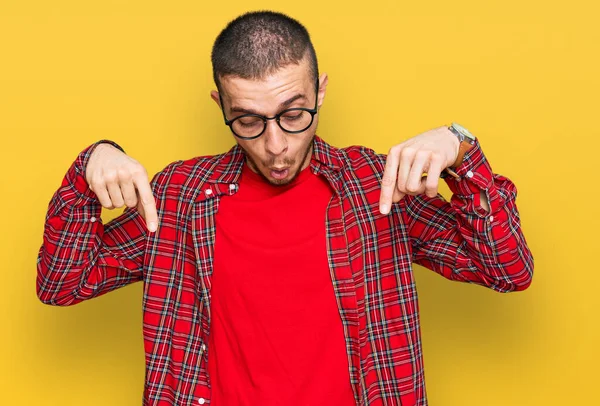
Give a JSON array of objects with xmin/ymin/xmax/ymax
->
[{"xmin": 270, "ymin": 167, "xmax": 290, "ymax": 179}]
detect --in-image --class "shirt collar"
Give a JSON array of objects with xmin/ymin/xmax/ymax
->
[{"xmin": 311, "ymin": 134, "xmax": 344, "ymax": 172}]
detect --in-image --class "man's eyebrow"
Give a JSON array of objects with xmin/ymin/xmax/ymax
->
[
  {"xmin": 279, "ymin": 93, "xmax": 307, "ymax": 109},
  {"xmin": 229, "ymin": 93, "xmax": 308, "ymax": 115}
]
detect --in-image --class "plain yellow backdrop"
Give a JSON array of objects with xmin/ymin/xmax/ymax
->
[{"xmin": 1, "ymin": 0, "xmax": 598, "ymax": 404}]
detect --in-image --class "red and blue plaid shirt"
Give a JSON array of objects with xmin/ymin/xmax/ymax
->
[{"xmin": 37, "ymin": 135, "xmax": 533, "ymax": 405}]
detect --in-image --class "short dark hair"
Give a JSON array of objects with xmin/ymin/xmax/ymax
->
[{"xmin": 211, "ymin": 10, "xmax": 319, "ymax": 90}]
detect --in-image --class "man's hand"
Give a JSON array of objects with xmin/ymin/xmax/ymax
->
[
  {"xmin": 85, "ymin": 143, "xmax": 158, "ymax": 232},
  {"xmin": 379, "ymin": 126, "xmax": 460, "ymax": 215}
]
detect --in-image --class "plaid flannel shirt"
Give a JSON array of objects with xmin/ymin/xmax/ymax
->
[{"xmin": 37, "ymin": 135, "xmax": 533, "ymax": 405}]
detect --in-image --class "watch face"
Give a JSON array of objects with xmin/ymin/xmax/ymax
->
[{"xmin": 451, "ymin": 122, "xmax": 476, "ymax": 140}]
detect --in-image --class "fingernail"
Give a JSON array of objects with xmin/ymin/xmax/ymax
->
[
  {"xmin": 148, "ymin": 222, "xmax": 157, "ymax": 232},
  {"xmin": 380, "ymin": 204, "xmax": 389, "ymax": 215}
]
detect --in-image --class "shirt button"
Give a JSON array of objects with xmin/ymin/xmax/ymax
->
[
  {"xmin": 90, "ymin": 216, "xmax": 97, "ymax": 223},
  {"xmin": 205, "ymin": 188, "xmax": 213, "ymax": 196},
  {"xmin": 489, "ymin": 215, "xmax": 494, "ymax": 222},
  {"xmin": 198, "ymin": 398, "xmax": 206, "ymax": 405},
  {"xmin": 229, "ymin": 183, "xmax": 237, "ymax": 190},
  {"xmin": 201, "ymin": 343, "xmax": 206, "ymax": 351},
  {"xmin": 466, "ymin": 170, "xmax": 474, "ymax": 178}
]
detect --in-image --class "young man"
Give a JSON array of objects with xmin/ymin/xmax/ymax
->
[{"xmin": 37, "ymin": 10, "xmax": 533, "ymax": 406}]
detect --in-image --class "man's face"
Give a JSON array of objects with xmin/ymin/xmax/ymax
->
[{"xmin": 211, "ymin": 57, "xmax": 328, "ymax": 186}]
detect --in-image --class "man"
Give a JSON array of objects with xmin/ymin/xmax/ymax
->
[{"xmin": 37, "ymin": 10, "xmax": 533, "ymax": 406}]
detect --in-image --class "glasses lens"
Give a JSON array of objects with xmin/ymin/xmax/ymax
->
[
  {"xmin": 279, "ymin": 110, "xmax": 313, "ymax": 132},
  {"xmin": 231, "ymin": 115, "xmax": 265, "ymax": 138}
]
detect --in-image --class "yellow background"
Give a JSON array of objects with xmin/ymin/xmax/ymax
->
[{"xmin": 1, "ymin": 0, "xmax": 598, "ymax": 404}]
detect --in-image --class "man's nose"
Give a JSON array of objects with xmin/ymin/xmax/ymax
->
[{"xmin": 263, "ymin": 119, "xmax": 288, "ymax": 157}]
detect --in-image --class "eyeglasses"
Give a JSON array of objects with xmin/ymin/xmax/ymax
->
[{"xmin": 219, "ymin": 80, "xmax": 319, "ymax": 140}]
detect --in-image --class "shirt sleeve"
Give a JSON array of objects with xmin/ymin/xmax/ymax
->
[
  {"xmin": 36, "ymin": 140, "xmax": 156, "ymax": 305},
  {"xmin": 401, "ymin": 138, "xmax": 534, "ymax": 292}
]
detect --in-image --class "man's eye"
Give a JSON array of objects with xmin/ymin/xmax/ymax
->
[
  {"xmin": 281, "ymin": 112, "xmax": 304, "ymax": 121},
  {"xmin": 238, "ymin": 117, "xmax": 262, "ymax": 127}
]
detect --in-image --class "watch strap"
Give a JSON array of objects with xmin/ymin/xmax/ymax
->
[
  {"xmin": 451, "ymin": 140, "xmax": 475, "ymax": 168},
  {"xmin": 440, "ymin": 124, "xmax": 476, "ymax": 179}
]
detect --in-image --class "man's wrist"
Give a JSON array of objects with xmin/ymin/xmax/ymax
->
[
  {"xmin": 440, "ymin": 127, "xmax": 463, "ymax": 179},
  {"xmin": 74, "ymin": 139, "xmax": 125, "ymax": 183},
  {"xmin": 448, "ymin": 129, "xmax": 460, "ymax": 167}
]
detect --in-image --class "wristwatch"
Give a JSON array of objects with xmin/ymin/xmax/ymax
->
[{"xmin": 441, "ymin": 122, "xmax": 476, "ymax": 179}]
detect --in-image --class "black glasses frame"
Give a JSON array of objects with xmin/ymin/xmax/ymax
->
[{"xmin": 218, "ymin": 78, "xmax": 319, "ymax": 140}]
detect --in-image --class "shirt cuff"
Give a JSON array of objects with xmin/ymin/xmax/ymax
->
[
  {"xmin": 69, "ymin": 139, "xmax": 126, "ymax": 201},
  {"xmin": 443, "ymin": 138, "xmax": 498, "ymax": 216}
]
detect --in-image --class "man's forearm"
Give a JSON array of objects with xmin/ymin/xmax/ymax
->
[{"xmin": 37, "ymin": 141, "xmax": 145, "ymax": 306}]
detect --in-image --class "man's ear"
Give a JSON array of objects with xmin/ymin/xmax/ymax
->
[
  {"xmin": 317, "ymin": 73, "xmax": 328, "ymax": 109},
  {"xmin": 210, "ymin": 90, "xmax": 221, "ymax": 108}
]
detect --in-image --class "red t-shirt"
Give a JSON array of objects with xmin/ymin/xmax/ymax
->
[{"xmin": 209, "ymin": 160, "xmax": 356, "ymax": 405}]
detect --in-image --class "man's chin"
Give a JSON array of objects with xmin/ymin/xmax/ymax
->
[{"xmin": 265, "ymin": 175, "xmax": 293, "ymax": 186}]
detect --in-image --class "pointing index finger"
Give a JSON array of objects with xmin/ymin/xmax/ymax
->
[
  {"xmin": 379, "ymin": 149, "xmax": 400, "ymax": 215},
  {"xmin": 133, "ymin": 174, "xmax": 158, "ymax": 232}
]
